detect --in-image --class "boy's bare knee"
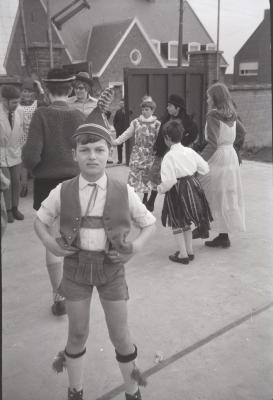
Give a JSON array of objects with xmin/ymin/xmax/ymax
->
[{"xmin": 69, "ymin": 327, "xmax": 89, "ymax": 346}]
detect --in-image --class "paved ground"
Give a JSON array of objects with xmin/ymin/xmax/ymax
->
[{"xmin": 2, "ymin": 160, "xmax": 273, "ymax": 400}]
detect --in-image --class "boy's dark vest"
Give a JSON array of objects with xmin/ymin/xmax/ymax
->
[{"xmin": 57, "ymin": 175, "xmax": 133, "ymax": 254}]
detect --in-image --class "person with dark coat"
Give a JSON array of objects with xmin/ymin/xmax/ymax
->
[
  {"xmin": 22, "ymin": 68, "xmax": 85, "ymax": 317},
  {"xmin": 147, "ymin": 94, "xmax": 198, "ymax": 211},
  {"xmin": 113, "ymin": 99, "xmax": 127, "ymax": 164}
]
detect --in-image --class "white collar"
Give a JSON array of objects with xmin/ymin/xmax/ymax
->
[
  {"xmin": 138, "ymin": 114, "xmax": 156, "ymax": 122},
  {"xmin": 79, "ymin": 173, "xmax": 107, "ymax": 191}
]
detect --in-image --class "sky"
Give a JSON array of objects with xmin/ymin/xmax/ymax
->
[
  {"xmin": 189, "ymin": 0, "xmax": 270, "ymax": 72},
  {"xmin": 0, "ymin": 0, "xmax": 271, "ymax": 74}
]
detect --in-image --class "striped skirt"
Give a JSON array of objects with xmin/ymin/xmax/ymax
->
[{"xmin": 161, "ymin": 175, "xmax": 213, "ymax": 230}]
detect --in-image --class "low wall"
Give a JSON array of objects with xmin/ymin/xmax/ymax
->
[{"xmin": 228, "ymin": 84, "xmax": 272, "ymax": 148}]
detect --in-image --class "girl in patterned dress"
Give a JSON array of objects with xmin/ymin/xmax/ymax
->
[{"xmin": 112, "ymin": 96, "xmax": 160, "ymax": 203}]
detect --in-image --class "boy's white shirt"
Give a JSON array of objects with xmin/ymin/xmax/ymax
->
[
  {"xmin": 157, "ymin": 143, "xmax": 209, "ymax": 194},
  {"xmin": 37, "ymin": 173, "xmax": 156, "ymax": 251}
]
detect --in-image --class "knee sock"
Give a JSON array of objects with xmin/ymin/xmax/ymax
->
[
  {"xmin": 142, "ymin": 193, "xmax": 148, "ymax": 203},
  {"xmin": 173, "ymin": 229, "xmax": 188, "ymax": 258},
  {"xmin": 147, "ymin": 190, "xmax": 157, "ymax": 206},
  {"xmin": 116, "ymin": 345, "xmax": 146, "ymax": 395},
  {"xmin": 65, "ymin": 348, "xmax": 86, "ymax": 392},
  {"xmin": 183, "ymin": 229, "xmax": 193, "ymax": 255}
]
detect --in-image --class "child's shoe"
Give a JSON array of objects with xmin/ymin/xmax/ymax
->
[
  {"xmin": 12, "ymin": 207, "xmax": 24, "ymax": 220},
  {"xmin": 125, "ymin": 388, "xmax": 142, "ymax": 399},
  {"xmin": 68, "ymin": 388, "xmax": 83, "ymax": 400},
  {"xmin": 51, "ymin": 295, "xmax": 67, "ymax": 316},
  {"xmin": 188, "ymin": 254, "xmax": 195, "ymax": 261},
  {"xmin": 169, "ymin": 251, "xmax": 189, "ymax": 264}
]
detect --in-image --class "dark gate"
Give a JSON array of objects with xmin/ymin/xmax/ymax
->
[{"xmin": 123, "ymin": 67, "xmax": 206, "ymax": 163}]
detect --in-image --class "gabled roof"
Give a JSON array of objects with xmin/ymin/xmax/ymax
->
[
  {"xmin": 86, "ymin": 19, "xmax": 133, "ymax": 74},
  {"xmin": 39, "ymin": 0, "xmax": 214, "ymax": 61},
  {"xmin": 86, "ymin": 17, "xmax": 165, "ymax": 77},
  {"xmin": 234, "ymin": 9, "xmax": 270, "ymax": 58}
]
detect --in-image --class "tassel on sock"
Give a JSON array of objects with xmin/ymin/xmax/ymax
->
[
  {"xmin": 131, "ymin": 363, "xmax": 147, "ymax": 387},
  {"xmin": 52, "ymin": 350, "xmax": 66, "ymax": 373}
]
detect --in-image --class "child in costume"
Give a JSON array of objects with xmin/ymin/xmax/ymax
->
[
  {"xmin": 157, "ymin": 120, "xmax": 212, "ymax": 264},
  {"xmin": 196, "ymin": 83, "xmax": 246, "ymax": 248},
  {"xmin": 148, "ymin": 94, "xmax": 198, "ymax": 211},
  {"xmin": 33, "ymin": 108, "xmax": 156, "ymax": 400},
  {"xmin": 112, "ymin": 96, "xmax": 160, "ymax": 206}
]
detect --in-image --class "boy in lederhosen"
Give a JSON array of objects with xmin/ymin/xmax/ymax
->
[{"xmin": 34, "ymin": 107, "xmax": 156, "ymax": 400}]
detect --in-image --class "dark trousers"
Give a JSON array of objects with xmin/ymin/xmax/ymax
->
[
  {"xmin": 2, "ymin": 164, "xmax": 21, "ymax": 210},
  {"xmin": 117, "ymin": 144, "xmax": 123, "ymax": 163}
]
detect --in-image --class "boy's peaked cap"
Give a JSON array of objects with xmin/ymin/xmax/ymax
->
[{"xmin": 73, "ymin": 107, "xmax": 112, "ymax": 145}]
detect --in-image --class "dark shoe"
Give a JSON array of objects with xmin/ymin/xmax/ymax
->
[
  {"xmin": 192, "ymin": 228, "xmax": 209, "ymax": 239},
  {"xmin": 188, "ymin": 254, "xmax": 195, "ymax": 261},
  {"xmin": 12, "ymin": 208, "xmax": 24, "ymax": 220},
  {"xmin": 68, "ymin": 388, "xmax": 83, "ymax": 400},
  {"xmin": 205, "ymin": 236, "xmax": 231, "ymax": 248},
  {"xmin": 125, "ymin": 389, "xmax": 142, "ymax": 400},
  {"xmin": 145, "ymin": 201, "xmax": 154, "ymax": 212},
  {"xmin": 107, "ymin": 160, "xmax": 113, "ymax": 164},
  {"xmin": 7, "ymin": 210, "xmax": 14, "ymax": 223},
  {"xmin": 20, "ymin": 184, "xmax": 28, "ymax": 197},
  {"xmin": 169, "ymin": 252, "xmax": 189, "ymax": 264},
  {"xmin": 51, "ymin": 299, "xmax": 67, "ymax": 316}
]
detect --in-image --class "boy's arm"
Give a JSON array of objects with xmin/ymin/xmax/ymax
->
[
  {"xmin": 34, "ymin": 217, "xmax": 76, "ymax": 257},
  {"xmin": 157, "ymin": 155, "xmax": 177, "ymax": 194},
  {"xmin": 107, "ymin": 186, "xmax": 156, "ymax": 264}
]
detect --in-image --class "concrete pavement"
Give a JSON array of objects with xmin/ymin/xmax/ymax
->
[{"xmin": 2, "ymin": 160, "xmax": 273, "ymax": 400}]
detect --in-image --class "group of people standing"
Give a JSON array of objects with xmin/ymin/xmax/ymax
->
[{"xmin": 1, "ymin": 66, "xmax": 246, "ymax": 400}]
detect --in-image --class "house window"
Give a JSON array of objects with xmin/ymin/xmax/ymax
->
[
  {"xmin": 239, "ymin": 62, "xmax": 258, "ymax": 76},
  {"xmin": 168, "ymin": 41, "xmax": 178, "ymax": 60},
  {"xmin": 20, "ymin": 49, "xmax": 26, "ymax": 66},
  {"xmin": 188, "ymin": 42, "xmax": 201, "ymax": 52},
  {"xmin": 151, "ymin": 39, "xmax": 160, "ymax": 54}
]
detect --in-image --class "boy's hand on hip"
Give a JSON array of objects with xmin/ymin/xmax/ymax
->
[
  {"xmin": 46, "ymin": 238, "xmax": 77, "ymax": 257},
  {"xmin": 106, "ymin": 249, "xmax": 133, "ymax": 264}
]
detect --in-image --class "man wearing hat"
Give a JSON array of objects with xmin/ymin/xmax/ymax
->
[
  {"xmin": 68, "ymin": 71, "xmax": 97, "ymax": 117},
  {"xmin": 22, "ymin": 68, "xmax": 85, "ymax": 317},
  {"xmin": 34, "ymin": 107, "xmax": 156, "ymax": 400},
  {"xmin": 0, "ymin": 84, "xmax": 25, "ymax": 223}
]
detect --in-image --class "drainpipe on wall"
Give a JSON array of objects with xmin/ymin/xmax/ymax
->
[{"xmin": 47, "ymin": 0, "xmax": 54, "ymax": 68}]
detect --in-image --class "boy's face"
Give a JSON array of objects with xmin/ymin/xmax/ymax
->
[
  {"xmin": 3, "ymin": 97, "xmax": 20, "ymax": 112},
  {"xmin": 73, "ymin": 139, "xmax": 110, "ymax": 181},
  {"xmin": 141, "ymin": 106, "xmax": 153, "ymax": 119}
]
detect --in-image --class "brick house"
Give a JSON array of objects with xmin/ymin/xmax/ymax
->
[
  {"xmin": 4, "ymin": 0, "xmax": 228, "ymax": 91},
  {"xmin": 233, "ymin": 9, "xmax": 271, "ymax": 84}
]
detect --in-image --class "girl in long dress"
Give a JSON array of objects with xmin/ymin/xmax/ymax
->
[
  {"xmin": 112, "ymin": 96, "xmax": 160, "ymax": 203},
  {"xmin": 198, "ymin": 82, "xmax": 246, "ymax": 248}
]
